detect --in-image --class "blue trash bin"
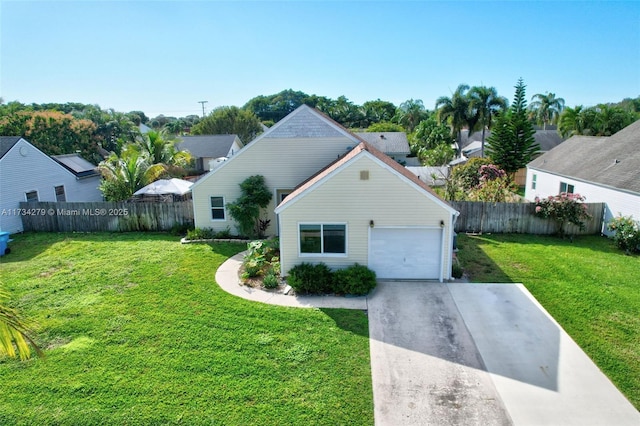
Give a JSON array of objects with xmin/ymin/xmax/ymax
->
[{"xmin": 0, "ymin": 231, "xmax": 10, "ymax": 256}]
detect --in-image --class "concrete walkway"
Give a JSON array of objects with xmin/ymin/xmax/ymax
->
[{"xmin": 215, "ymin": 254, "xmax": 640, "ymax": 425}]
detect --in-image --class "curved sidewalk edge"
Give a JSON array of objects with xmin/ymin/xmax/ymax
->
[{"xmin": 214, "ymin": 252, "xmax": 368, "ymax": 310}]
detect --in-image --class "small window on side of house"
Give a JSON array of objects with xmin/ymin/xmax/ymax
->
[
  {"xmin": 25, "ymin": 190, "xmax": 38, "ymax": 202},
  {"xmin": 299, "ymin": 224, "xmax": 346, "ymax": 255},
  {"xmin": 559, "ymin": 182, "xmax": 575, "ymax": 194},
  {"xmin": 531, "ymin": 174, "xmax": 537, "ymax": 190},
  {"xmin": 210, "ymin": 196, "xmax": 225, "ymax": 220},
  {"xmin": 55, "ymin": 185, "xmax": 66, "ymax": 202}
]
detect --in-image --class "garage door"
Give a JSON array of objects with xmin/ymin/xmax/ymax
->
[{"xmin": 369, "ymin": 227, "xmax": 442, "ymax": 280}]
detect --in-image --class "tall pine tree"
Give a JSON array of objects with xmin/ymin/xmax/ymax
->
[{"xmin": 487, "ymin": 78, "xmax": 539, "ymax": 175}]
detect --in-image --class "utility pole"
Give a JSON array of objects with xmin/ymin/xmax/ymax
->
[{"xmin": 198, "ymin": 100, "xmax": 208, "ymax": 118}]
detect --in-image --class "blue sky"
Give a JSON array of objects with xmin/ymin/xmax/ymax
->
[{"xmin": 1, "ymin": 1, "xmax": 639, "ymax": 118}]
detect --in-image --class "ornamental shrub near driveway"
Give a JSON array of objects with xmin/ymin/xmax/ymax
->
[
  {"xmin": 607, "ymin": 215, "xmax": 640, "ymax": 254},
  {"xmin": 534, "ymin": 192, "xmax": 591, "ymax": 237}
]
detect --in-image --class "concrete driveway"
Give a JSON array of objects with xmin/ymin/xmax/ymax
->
[{"xmin": 368, "ymin": 281, "xmax": 640, "ymax": 425}]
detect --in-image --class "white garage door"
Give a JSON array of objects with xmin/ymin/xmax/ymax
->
[{"xmin": 369, "ymin": 228, "xmax": 442, "ymax": 280}]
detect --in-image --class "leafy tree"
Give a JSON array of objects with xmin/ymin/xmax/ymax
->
[
  {"xmin": 394, "ymin": 99, "xmax": 428, "ymax": 132},
  {"xmin": 445, "ymin": 157, "xmax": 493, "ymax": 200},
  {"xmin": 365, "ymin": 122, "xmax": 405, "ymax": 132},
  {"xmin": 244, "ymin": 89, "xmax": 316, "ymax": 122},
  {"xmin": 487, "ymin": 78, "xmax": 539, "ymax": 175},
  {"xmin": 435, "ymin": 85, "xmax": 477, "ymax": 154},
  {"xmin": 468, "ymin": 86, "xmax": 508, "ymax": 157},
  {"xmin": 98, "ymin": 146, "xmax": 165, "ymax": 201},
  {"xmin": 191, "ymin": 106, "xmax": 262, "ymax": 144},
  {"xmin": 1, "ymin": 289, "xmax": 41, "ymax": 360},
  {"xmin": 361, "ymin": 99, "xmax": 396, "ymax": 127},
  {"xmin": 411, "ymin": 116, "xmax": 455, "ymax": 150},
  {"xmin": 467, "ymin": 164, "xmax": 516, "ymax": 202},
  {"xmin": 0, "ymin": 110, "xmax": 99, "ymax": 162},
  {"xmin": 418, "ymin": 143, "xmax": 456, "ymax": 166},
  {"xmin": 558, "ymin": 104, "xmax": 637, "ymax": 137},
  {"xmin": 320, "ymin": 96, "xmax": 364, "ymax": 129},
  {"xmin": 529, "ymin": 92, "xmax": 565, "ymax": 129},
  {"xmin": 226, "ymin": 175, "xmax": 273, "ymax": 238}
]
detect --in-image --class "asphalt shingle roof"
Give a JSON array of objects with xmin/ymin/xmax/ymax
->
[
  {"xmin": 0, "ymin": 136, "xmax": 22, "ymax": 159},
  {"xmin": 354, "ymin": 132, "xmax": 411, "ymax": 155},
  {"xmin": 177, "ymin": 135, "xmax": 241, "ymax": 159},
  {"xmin": 528, "ymin": 119, "xmax": 640, "ymax": 194}
]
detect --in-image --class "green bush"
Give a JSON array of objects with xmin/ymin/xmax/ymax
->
[
  {"xmin": 287, "ymin": 263, "xmax": 333, "ymax": 294},
  {"xmin": 214, "ymin": 227, "xmax": 233, "ymax": 239},
  {"xmin": 607, "ymin": 215, "xmax": 640, "ymax": 255},
  {"xmin": 263, "ymin": 271, "xmax": 279, "ymax": 289},
  {"xmin": 170, "ymin": 222, "xmax": 192, "ymax": 236},
  {"xmin": 452, "ymin": 261, "xmax": 464, "ymax": 279},
  {"xmin": 185, "ymin": 227, "xmax": 216, "ymax": 240},
  {"xmin": 332, "ymin": 264, "xmax": 377, "ymax": 295}
]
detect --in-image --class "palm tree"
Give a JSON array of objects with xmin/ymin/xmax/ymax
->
[
  {"xmin": 1, "ymin": 289, "xmax": 41, "ymax": 360},
  {"xmin": 529, "ymin": 92, "xmax": 565, "ymax": 129},
  {"xmin": 469, "ymin": 86, "xmax": 508, "ymax": 157},
  {"xmin": 394, "ymin": 99, "xmax": 428, "ymax": 132},
  {"xmin": 558, "ymin": 105, "xmax": 585, "ymax": 138},
  {"xmin": 98, "ymin": 147, "xmax": 165, "ymax": 201},
  {"xmin": 435, "ymin": 84, "xmax": 475, "ymax": 156},
  {"xmin": 139, "ymin": 130, "xmax": 191, "ymax": 169}
]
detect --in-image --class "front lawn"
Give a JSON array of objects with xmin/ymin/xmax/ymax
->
[
  {"xmin": 456, "ymin": 233, "xmax": 640, "ymax": 410},
  {"xmin": 0, "ymin": 233, "xmax": 373, "ymax": 425}
]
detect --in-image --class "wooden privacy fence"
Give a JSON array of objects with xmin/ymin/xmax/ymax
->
[
  {"xmin": 451, "ymin": 201, "xmax": 605, "ymax": 235},
  {"xmin": 19, "ymin": 201, "xmax": 194, "ymax": 232}
]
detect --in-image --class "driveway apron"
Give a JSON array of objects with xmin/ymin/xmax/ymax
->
[{"xmin": 368, "ymin": 281, "xmax": 512, "ymax": 425}]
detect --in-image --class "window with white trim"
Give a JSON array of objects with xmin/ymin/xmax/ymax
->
[
  {"xmin": 210, "ymin": 196, "xmax": 225, "ymax": 220},
  {"xmin": 559, "ymin": 182, "xmax": 574, "ymax": 194},
  {"xmin": 299, "ymin": 224, "xmax": 346, "ymax": 255},
  {"xmin": 25, "ymin": 190, "xmax": 38, "ymax": 202},
  {"xmin": 531, "ymin": 174, "xmax": 537, "ymax": 190},
  {"xmin": 55, "ymin": 185, "xmax": 66, "ymax": 202}
]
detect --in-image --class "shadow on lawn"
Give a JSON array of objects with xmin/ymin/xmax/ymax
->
[
  {"xmin": 319, "ymin": 308, "xmax": 370, "ymax": 339},
  {"xmin": 456, "ymin": 234, "xmax": 513, "ymax": 283}
]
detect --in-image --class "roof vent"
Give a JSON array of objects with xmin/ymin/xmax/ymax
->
[
  {"xmin": 379, "ymin": 134, "xmax": 386, "ymax": 139},
  {"xmin": 360, "ymin": 170, "xmax": 369, "ymax": 180},
  {"xmin": 614, "ymin": 159, "xmax": 620, "ymax": 164}
]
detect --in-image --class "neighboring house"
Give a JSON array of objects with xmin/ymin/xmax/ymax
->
[
  {"xmin": 0, "ymin": 137, "xmax": 103, "ymax": 233},
  {"xmin": 525, "ymin": 119, "xmax": 640, "ymax": 233},
  {"xmin": 177, "ymin": 135, "xmax": 243, "ymax": 173},
  {"xmin": 458, "ymin": 128, "xmax": 565, "ymax": 159},
  {"xmin": 354, "ymin": 132, "xmax": 411, "ymax": 164},
  {"xmin": 191, "ymin": 105, "xmax": 459, "ymax": 281}
]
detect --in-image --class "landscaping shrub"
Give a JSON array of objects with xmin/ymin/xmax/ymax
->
[
  {"xmin": 607, "ymin": 215, "xmax": 640, "ymax": 254},
  {"xmin": 287, "ymin": 263, "xmax": 333, "ymax": 294},
  {"xmin": 332, "ymin": 264, "xmax": 376, "ymax": 295},
  {"xmin": 534, "ymin": 192, "xmax": 591, "ymax": 237},
  {"xmin": 451, "ymin": 261, "xmax": 464, "ymax": 279},
  {"xmin": 214, "ymin": 227, "xmax": 233, "ymax": 239},
  {"xmin": 185, "ymin": 227, "xmax": 216, "ymax": 240},
  {"xmin": 170, "ymin": 222, "xmax": 192, "ymax": 236},
  {"xmin": 263, "ymin": 271, "xmax": 279, "ymax": 289}
]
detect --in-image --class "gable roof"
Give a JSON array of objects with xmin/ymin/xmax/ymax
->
[
  {"xmin": 528, "ymin": 119, "xmax": 640, "ymax": 194},
  {"xmin": 275, "ymin": 141, "xmax": 456, "ymax": 214},
  {"xmin": 354, "ymin": 132, "xmax": 411, "ymax": 154},
  {"xmin": 254, "ymin": 104, "xmax": 361, "ymax": 142},
  {"xmin": 177, "ymin": 135, "xmax": 242, "ymax": 159},
  {"xmin": 51, "ymin": 154, "xmax": 99, "ymax": 178},
  {"xmin": 0, "ymin": 136, "xmax": 22, "ymax": 159}
]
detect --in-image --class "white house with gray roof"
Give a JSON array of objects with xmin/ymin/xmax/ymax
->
[
  {"xmin": 0, "ymin": 137, "xmax": 103, "ymax": 233},
  {"xmin": 525, "ymin": 120, "xmax": 640, "ymax": 233}
]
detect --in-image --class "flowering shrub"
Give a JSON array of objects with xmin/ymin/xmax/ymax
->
[
  {"xmin": 534, "ymin": 193, "xmax": 591, "ymax": 237},
  {"xmin": 479, "ymin": 164, "xmax": 506, "ymax": 182},
  {"xmin": 607, "ymin": 215, "xmax": 640, "ymax": 254}
]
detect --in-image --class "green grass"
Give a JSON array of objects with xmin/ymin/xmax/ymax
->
[
  {"xmin": 456, "ymin": 233, "xmax": 640, "ymax": 409},
  {"xmin": 0, "ymin": 233, "xmax": 373, "ymax": 425}
]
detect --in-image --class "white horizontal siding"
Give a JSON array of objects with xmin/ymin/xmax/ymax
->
[
  {"xmin": 192, "ymin": 136, "xmax": 356, "ymax": 234},
  {"xmin": 0, "ymin": 139, "xmax": 102, "ymax": 233},
  {"xmin": 525, "ymin": 167, "xmax": 640, "ymax": 234},
  {"xmin": 279, "ymin": 155, "xmax": 454, "ymax": 277}
]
